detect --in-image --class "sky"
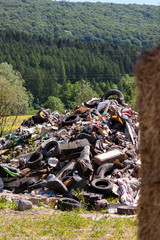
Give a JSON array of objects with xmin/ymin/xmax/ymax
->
[
  {"xmin": 98, "ymin": 0, "xmax": 159, "ymax": 5},
  {"xmin": 68, "ymin": 0, "xmax": 160, "ymax": 5}
]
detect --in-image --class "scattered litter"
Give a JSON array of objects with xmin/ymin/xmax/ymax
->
[{"xmin": 0, "ymin": 89, "xmax": 140, "ymax": 213}]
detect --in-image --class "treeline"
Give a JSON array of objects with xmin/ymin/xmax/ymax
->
[
  {"xmin": 0, "ymin": 29, "xmax": 140, "ymax": 108},
  {"xmin": 0, "ymin": 0, "xmax": 159, "ymax": 47}
]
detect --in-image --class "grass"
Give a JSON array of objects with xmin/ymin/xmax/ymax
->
[
  {"xmin": 26, "ymin": 109, "xmax": 38, "ymax": 115},
  {"xmin": 106, "ymin": 194, "xmax": 120, "ymax": 204},
  {"xmin": 0, "ymin": 196, "xmax": 18, "ymax": 210},
  {"xmin": 0, "ymin": 195, "xmax": 137, "ymax": 239},
  {"xmin": 1, "ymin": 108, "xmax": 38, "ymax": 136},
  {"xmin": 0, "ymin": 208, "xmax": 137, "ymax": 240},
  {"xmin": 2, "ymin": 115, "xmax": 32, "ymax": 136}
]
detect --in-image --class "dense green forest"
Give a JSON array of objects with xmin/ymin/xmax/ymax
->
[
  {"xmin": 0, "ymin": 29, "xmax": 139, "ymax": 109},
  {"xmin": 0, "ymin": 0, "xmax": 159, "ymax": 47}
]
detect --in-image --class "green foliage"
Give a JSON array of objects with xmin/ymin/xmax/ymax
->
[
  {"xmin": 25, "ymin": 109, "xmax": 38, "ymax": 115},
  {"xmin": 105, "ymin": 194, "xmax": 120, "ymax": 204},
  {"xmin": 0, "ymin": 196, "xmax": 18, "ymax": 210},
  {"xmin": 71, "ymin": 189, "xmax": 87, "ymax": 210},
  {"xmin": 43, "ymin": 96, "xmax": 65, "ymax": 113},
  {"xmin": 0, "ymin": 29, "xmax": 141, "ymax": 109},
  {"xmin": 0, "ymin": 62, "xmax": 29, "ymax": 115},
  {"xmin": 73, "ymin": 79, "xmax": 99, "ymax": 107},
  {"xmin": 38, "ymin": 202, "xmax": 45, "ymax": 207},
  {"xmin": 27, "ymin": 91, "xmax": 34, "ymax": 109},
  {"xmin": 59, "ymin": 80, "xmax": 75, "ymax": 109},
  {"xmin": 0, "ymin": 62, "xmax": 30, "ymax": 136},
  {"xmin": 118, "ymin": 74, "xmax": 137, "ymax": 110},
  {"xmin": 0, "ymin": 0, "xmax": 159, "ymax": 47}
]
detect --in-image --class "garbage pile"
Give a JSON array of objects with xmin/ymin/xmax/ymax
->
[{"xmin": 0, "ymin": 89, "xmax": 140, "ymax": 214}]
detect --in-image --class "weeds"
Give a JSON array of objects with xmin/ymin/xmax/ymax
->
[
  {"xmin": 0, "ymin": 209, "xmax": 137, "ymax": 239},
  {"xmin": 0, "ymin": 196, "xmax": 18, "ymax": 210},
  {"xmin": 38, "ymin": 202, "xmax": 45, "ymax": 207},
  {"xmin": 71, "ymin": 188, "xmax": 92, "ymax": 211},
  {"xmin": 106, "ymin": 194, "xmax": 120, "ymax": 204}
]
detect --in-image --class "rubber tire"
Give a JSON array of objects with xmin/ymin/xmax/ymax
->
[
  {"xmin": 14, "ymin": 178, "xmax": 35, "ymax": 194},
  {"xmin": 58, "ymin": 197, "xmax": 81, "ymax": 211},
  {"xmin": 32, "ymin": 113, "xmax": 45, "ymax": 124},
  {"xmin": 84, "ymin": 99, "xmax": 100, "ymax": 108},
  {"xmin": 117, "ymin": 205, "xmax": 137, "ymax": 215},
  {"xmin": 101, "ymin": 89, "xmax": 125, "ymax": 105},
  {"xmin": 96, "ymin": 163, "xmax": 114, "ymax": 178},
  {"xmin": 28, "ymin": 179, "xmax": 47, "ymax": 192},
  {"xmin": 62, "ymin": 115, "xmax": 80, "ymax": 126},
  {"xmin": 59, "ymin": 168, "xmax": 76, "ymax": 179},
  {"xmin": 91, "ymin": 178, "xmax": 113, "ymax": 195},
  {"xmin": 69, "ymin": 179, "xmax": 88, "ymax": 191},
  {"xmin": 76, "ymin": 133, "xmax": 96, "ymax": 144},
  {"xmin": 46, "ymin": 179, "xmax": 67, "ymax": 193},
  {"xmin": 27, "ymin": 152, "xmax": 43, "ymax": 168},
  {"xmin": 43, "ymin": 140, "xmax": 60, "ymax": 157},
  {"xmin": 63, "ymin": 191, "xmax": 79, "ymax": 201}
]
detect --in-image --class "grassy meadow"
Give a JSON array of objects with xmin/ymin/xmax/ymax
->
[
  {"xmin": 0, "ymin": 208, "xmax": 137, "ymax": 240},
  {"xmin": 2, "ymin": 109, "xmax": 38, "ymax": 136},
  {"xmin": 3, "ymin": 115, "xmax": 32, "ymax": 135}
]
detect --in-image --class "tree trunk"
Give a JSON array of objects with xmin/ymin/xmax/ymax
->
[{"xmin": 135, "ymin": 45, "xmax": 160, "ymax": 240}]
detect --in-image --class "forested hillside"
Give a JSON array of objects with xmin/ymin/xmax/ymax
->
[
  {"xmin": 0, "ymin": 29, "xmax": 139, "ymax": 108},
  {"xmin": 0, "ymin": 0, "xmax": 159, "ymax": 47}
]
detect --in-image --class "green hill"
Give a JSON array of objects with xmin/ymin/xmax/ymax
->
[
  {"xmin": 0, "ymin": 0, "xmax": 159, "ymax": 47},
  {"xmin": 0, "ymin": 29, "xmax": 139, "ymax": 108}
]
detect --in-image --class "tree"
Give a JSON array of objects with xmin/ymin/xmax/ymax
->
[
  {"xmin": 0, "ymin": 28, "xmax": 140, "ymax": 107},
  {"xmin": 43, "ymin": 96, "xmax": 65, "ymax": 113},
  {"xmin": 0, "ymin": 62, "xmax": 29, "ymax": 136},
  {"xmin": 118, "ymin": 74, "xmax": 136, "ymax": 109},
  {"xmin": 59, "ymin": 59, "xmax": 66, "ymax": 84},
  {"xmin": 72, "ymin": 79, "xmax": 99, "ymax": 107},
  {"xmin": 59, "ymin": 80, "xmax": 74, "ymax": 109}
]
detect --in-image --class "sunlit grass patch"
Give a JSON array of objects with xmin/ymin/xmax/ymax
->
[
  {"xmin": 0, "ymin": 209, "xmax": 137, "ymax": 240},
  {"xmin": 2, "ymin": 115, "xmax": 32, "ymax": 136},
  {"xmin": 0, "ymin": 196, "xmax": 18, "ymax": 210}
]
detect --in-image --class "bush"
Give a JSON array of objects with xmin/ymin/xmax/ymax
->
[{"xmin": 43, "ymin": 96, "xmax": 65, "ymax": 113}]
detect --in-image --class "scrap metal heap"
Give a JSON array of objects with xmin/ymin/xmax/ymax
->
[{"xmin": 0, "ymin": 90, "xmax": 140, "ymax": 213}]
